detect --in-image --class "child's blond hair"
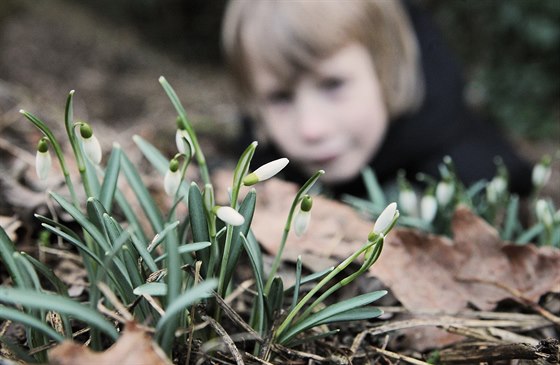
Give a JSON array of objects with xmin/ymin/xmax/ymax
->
[{"xmin": 222, "ymin": 0, "xmax": 424, "ymax": 119}]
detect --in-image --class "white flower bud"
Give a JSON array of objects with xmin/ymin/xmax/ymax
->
[
  {"xmin": 164, "ymin": 158, "xmax": 181, "ymax": 196},
  {"xmin": 372, "ymin": 202, "xmax": 398, "ymax": 236},
  {"xmin": 35, "ymin": 149, "xmax": 52, "ymax": 181},
  {"xmin": 164, "ymin": 169, "xmax": 181, "ymax": 197},
  {"xmin": 436, "ymin": 181, "xmax": 454, "ymax": 206},
  {"xmin": 293, "ymin": 195, "xmax": 313, "ymax": 237},
  {"xmin": 486, "ymin": 176, "xmax": 507, "ymax": 204},
  {"xmin": 294, "ymin": 210, "xmax": 311, "ymax": 237},
  {"xmin": 399, "ymin": 189, "xmax": 418, "ymax": 217},
  {"xmin": 243, "ymin": 158, "xmax": 289, "ymax": 186},
  {"xmin": 215, "ymin": 206, "xmax": 245, "ymax": 226},
  {"xmin": 79, "ymin": 124, "xmax": 102, "ymax": 164},
  {"xmin": 175, "ymin": 128, "xmax": 195, "ymax": 157},
  {"xmin": 535, "ymin": 199, "xmax": 553, "ymax": 227},
  {"xmin": 532, "ymin": 163, "xmax": 551, "ymax": 188},
  {"xmin": 420, "ymin": 195, "xmax": 438, "ymax": 223}
]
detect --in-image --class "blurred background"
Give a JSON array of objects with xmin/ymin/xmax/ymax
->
[{"xmin": 0, "ymin": 0, "xmax": 558, "ymax": 183}]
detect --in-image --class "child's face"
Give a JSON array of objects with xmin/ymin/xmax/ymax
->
[{"xmin": 252, "ymin": 43, "xmax": 389, "ymax": 184}]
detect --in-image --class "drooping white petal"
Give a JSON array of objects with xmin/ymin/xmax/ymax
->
[
  {"xmin": 35, "ymin": 150, "xmax": 52, "ymax": 180},
  {"xmin": 535, "ymin": 199, "xmax": 553, "ymax": 227},
  {"xmin": 164, "ymin": 169, "xmax": 181, "ymax": 196},
  {"xmin": 82, "ymin": 135, "xmax": 102, "ymax": 164},
  {"xmin": 243, "ymin": 158, "xmax": 289, "ymax": 186},
  {"xmin": 420, "ymin": 195, "xmax": 438, "ymax": 223},
  {"xmin": 486, "ymin": 176, "xmax": 506, "ymax": 204},
  {"xmin": 216, "ymin": 206, "xmax": 245, "ymax": 226},
  {"xmin": 435, "ymin": 181, "xmax": 454, "ymax": 206},
  {"xmin": 175, "ymin": 129, "xmax": 195, "ymax": 157},
  {"xmin": 373, "ymin": 202, "xmax": 397, "ymax": 235},
  {"xmin": 294, "ymin": 210, "xmax": 311, "ymax": 237},
  {"xmin": 532, "ymin": 164, "xmax": 551, "ymax": 187},
  {"xmin": 399, "ymin": 189, "xmax": 418, "ymax": 217}
]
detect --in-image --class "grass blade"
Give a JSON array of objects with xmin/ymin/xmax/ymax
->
[
  {"xmin": 0, "ymin": 287, "xmax": 119, "ymax": 341},
  {"xmin": 0, "ymin": 306, "xmax": 65, "ymax": 343},
  {"xmin": 120, "ymin": 152, "xmax": 164, "ymax": 233},
  {"xmin": 100, "ymin": 144, "xmax": 122, "ymax": 213}
]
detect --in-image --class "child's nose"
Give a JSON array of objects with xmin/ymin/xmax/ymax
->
[{"xmin": 296, "ymin": 96, "xmax": 327, "ymax": 142}]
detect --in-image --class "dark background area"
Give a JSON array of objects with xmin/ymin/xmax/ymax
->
[{"xmin": 50, "ymin": 0, "xmax": 560, "ymax": 141}]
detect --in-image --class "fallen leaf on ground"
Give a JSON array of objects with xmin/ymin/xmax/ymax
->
[{"xmin": 48, "ymin": 322, "xmax": 171, "ymax": 365}]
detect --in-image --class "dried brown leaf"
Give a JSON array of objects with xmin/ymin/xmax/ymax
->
[{"xmin": 48, "ymin": 322, "xmax": 171, "ymax": 365}]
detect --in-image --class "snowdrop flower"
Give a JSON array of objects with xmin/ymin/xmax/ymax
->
[
  {"xmin": 532, "ymin": 157, "xmax": 551, "ymax": 188},
  {"xmin": 294, "ymin": 195, "xmax": 313, "ymax": 237},
  {"xmin": 243, "ymin": 158, "xmax": 289, "ymax": 186},
  {"xmin": 399, "ymin": 189, "xmax": 418, "ymax": 217},
  {"xmin": 35, "ymin": 138, "xmax": 52, "ymax": 180},
  {"xmin": 164, "ymin": 158, "xmax": 181, "ymax": 196},
  {"xmin": 535, "ymin": 199, "xmax": 553, "ymax": 227},
  {"xmin": 175, "ymin": 120, "xmax": 195, "ymax": 157},
  {"xmin": 369, "ymin": 202, "xmax": 399, "ymax": 240},
  {"xmin": 486, "ymin": 176, "xmax": 507, "ymax": 204},
  {"xmin": 79, "ymin": 123, "xmax": 102, "ymax": 164},
  {"xmin": 214, "ymin": 206, "xmax": 245, "ymax": 226},
  {"xmin": 420, "ymin": 194, "xmax": 438, "ymax": 224},
  {"xmin": 435, "ymin": 180, "xmax": 454, "ymax": 206}
]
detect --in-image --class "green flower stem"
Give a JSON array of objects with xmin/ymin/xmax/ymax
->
[
  {"xmin": 216, "ymin": 143, "xmax": 257, "ymax": 309},
  {"xmin": 20, "ymin": 110, "xmax": 79, "ymax": 207},
  {"xmin": 159, "ymin": 76, "xmax": 210, "ymax": 186},
  {"xmin": 274, "ymin": 236, "xmax": 381, "ymax": 340},
  {"xmin": 297, "ymin": 239, "xmax": 383, "ymax": 322},
  {"xmin": 264, "ymin": 170, "xmax": 324, "ymax": 293}
]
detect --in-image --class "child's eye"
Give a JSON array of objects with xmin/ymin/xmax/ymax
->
[
  {"xmin": 319, "ymin": 77, "xmax": 345, "ymax": 92},
  {"xmin": 266, "ymin": 90, "xmax": 293, "ymax": 105}
]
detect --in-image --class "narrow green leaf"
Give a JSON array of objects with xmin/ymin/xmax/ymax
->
[
  {"xmin": 156, "ymin": 279, "xmax": 217, "ymax": 332},
  {"xmin": 132, "ymin": 135, "xmax": 169, "ymax": 175},
  {"xmin": 267, "ymin": 276, "xmax": 284, "ymax": 320},
  {"xmin": 290, "ymin": 256, "xmax": 303, "ymax": 311},
  {"xmin": 129, "ymin": 232, "xmax": 158, "ymax": 273},
  {"xmin": 224, "ymin": 190, "xmax": 256, "ymax": 286},
  {"xmin": 50, "ymin": 192, "xmax": 111, "ymax": 254},
  {"xmin": 100, "ymin": 145, "xmax": 122, "ymax": 213},
  {"xmin": 240, "ymin": 233, "xmax": 266, "ymax": 335},
  {"xmin": 0, "ymin": 306, "xmax": 65, "ymax": 343},
  {"xmin": 41, "ymin": 223, "xmax": 103, "ymax": 267},
  {"xmin": 0, "ymin": 287, "xmax": 119, "ymax": 340},
  {"xmin": 279, "ymin": 290, "xmax": 386, "ymax": 343},
  {"xmin": 115, "ymin": 189, "xmax": 148, "ymax": 242},
  {"xmin": 133, "ymin": 282, "xmax": 167, "ymax": 296},
  {"xmin": 0, "ymin": 226, "xmax": 25, "ymax": 288},
  {"xmin": 188, "ymin": 183, "xmax": 210, "ymax": 272},
  {"xmin": 34, "ymin": 214, "xmax": 81, "ymax": 242},
  {"xmin": 87, "ymin": 197, "xmax": 109, "ymax": 239},
  {"xmin": 148, "ymin": 220, "xmax": 181, "ymax": 253},
  {"xmin": 314, "ymin": 307, "xmax": 383, "ymax": 325},
  {"xmin": 154, "ymin": 241, "xmax": 211, "ymax": 263},
  {"xmin": 502, "ymin": 195, "xmax": 519, "ymax": 241},
  {"xmin": 120, "ymin": 152, "xmax": 164, "ymax": 233}
]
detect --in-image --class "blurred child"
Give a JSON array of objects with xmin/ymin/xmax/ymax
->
[{"xmin": 222, "ymin": 0, "xmax": 532, "ymax": 197}]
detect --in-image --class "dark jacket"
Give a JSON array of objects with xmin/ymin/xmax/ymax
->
[{"xmin": 237, "ymin": 1, "xmax": 532, "ymax": 198}]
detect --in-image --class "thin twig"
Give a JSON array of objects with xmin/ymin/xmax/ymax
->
[
  {"xmin": 200, "ymin": 314, "xmax": 245, "ymax": 365},
  {"xmin": 369, "ymin": 346, "xmax": 432, "ymax": 365}
]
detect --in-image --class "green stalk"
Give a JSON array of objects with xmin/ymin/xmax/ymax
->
[
  {"xmin": 264, "ymin": 170, "xmax": 324, "ymax": 293},
  {"xmin": 274, "ymin": 237, "xmax": 380, "ymax": 339},
  {"xmin": 216, "ymin": 142, "xmax": 257, "ymax": 300},
  {"xmin": 159, "ymin": 76, "xmax": 210, "ymax": 186}
]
